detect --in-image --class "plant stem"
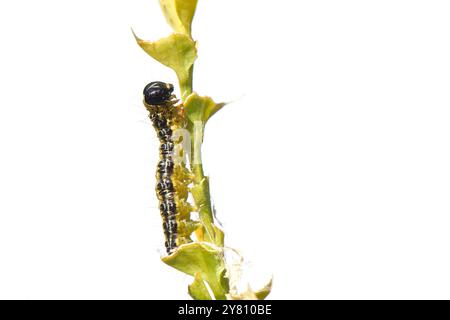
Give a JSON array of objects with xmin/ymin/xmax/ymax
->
[
  {"xmin": 179, "ymin": 65, "xmax": 194, "ymax": 101},
  {"xmin": 189, "ymin": 122, "xmax": 217, "ymax": 244},
  {"xmin": 191, "ymin": 164, "xmax": 217, "ymax": 244},
  {"xmin": 180, "ymin": 64, "xmax": 219, "ymax": 246}
]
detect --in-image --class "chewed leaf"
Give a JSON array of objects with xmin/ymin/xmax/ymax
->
[
  {"xmin": 188, "ymin": 272, "xmax": 212, "ymax": 300},
  {"xmin": 254, "ymin": 277, "xmax": 273, "ymax": 300},
  {"xmin": 133, "ymin": 32, "xmax": 197, "ymax": 90},
  {"xmin": 184, "ymin": 93, "xmax": 227, "ymax": 125},
  {"xmin": 227, "ymin": 278, "xmax": 273, "ymax": 300},
  {"xmin": 162, "ymin": 242, "xmax": 229, "ymax": 300},
  {"xmin": 159, "ymin": 0, "xmax": 198, "ymax": 35}
]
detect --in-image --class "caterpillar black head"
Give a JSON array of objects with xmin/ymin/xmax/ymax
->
[{"xmin": 143, "ymin": 81, "xmax": 174, "ymax": 105}]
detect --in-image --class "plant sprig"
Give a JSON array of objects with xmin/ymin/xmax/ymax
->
[{"xmin": 133, "ymin": 0, "xmax": 271, "ymax": 300}]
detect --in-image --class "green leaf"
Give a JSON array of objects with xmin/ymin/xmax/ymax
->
[
  {"xmin": 159, "ymin": 0, "xmax": 198, "ymax": 35},
  {"xmin": 133, "ymin": 32, "xmax": 197, "ymax": 96},
  {"xmin": 188, "ymin": 272, "xmax": 212, "ymax": 300},
  {"xmin": 185, "ymin": 93, "xmax": 226, "ymax": 127},
  {"xmin": 162, "ymin": 242, "xmax": 229, "ymax": 300}
]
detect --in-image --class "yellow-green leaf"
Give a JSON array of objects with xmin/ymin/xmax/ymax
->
[
  {"xmin": 159, "ymin": 0, "xmax": 198, "ymax": 35},
  {"xmin": 185, "ymin": 93, "xmax": 226, "ymax": 126},
  {"xmin": 188, "ymin": 272, "xmax": 212, "ymax": 300},
  {"xmin": 162, "ymin": 242, "xmax": 229, "ymax": 300},
  {"xmin": 212, "ymin": 225, "xmax": 225, "ymax": 247},
  {"xmin": 133, "ymin": 32, "xmax": 197, "ymax": 95}
]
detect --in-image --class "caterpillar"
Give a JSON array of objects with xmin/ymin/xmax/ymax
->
[{"xmin": 143, "ymin": 81, "xmax": 196, "ymax": 255}]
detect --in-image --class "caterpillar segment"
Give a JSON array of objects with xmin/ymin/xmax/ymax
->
[{"xmin": 143, "ymin": 81, "xmax": 197, "ymax": 254}]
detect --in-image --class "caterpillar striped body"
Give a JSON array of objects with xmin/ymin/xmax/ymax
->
[{"xmin": 143, "ymin": 81, "xmax": 194, "ymax": 255}]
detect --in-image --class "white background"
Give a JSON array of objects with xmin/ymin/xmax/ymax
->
[{"xmin": 0, "ymin": 0, "xmax": 449, "ymax": 299}]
